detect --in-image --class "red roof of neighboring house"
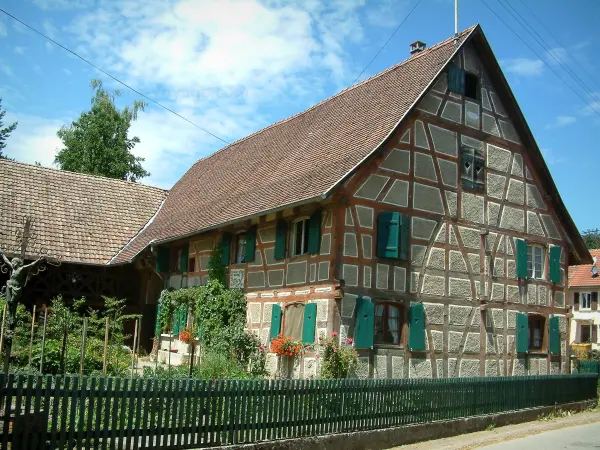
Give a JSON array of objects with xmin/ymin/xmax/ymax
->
[{"xmin": 569, "ymin": 249, "xmax": 600, "ymax": 288}]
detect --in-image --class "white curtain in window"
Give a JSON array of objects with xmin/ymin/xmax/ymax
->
[
  {"xmin": 283, "ymin": 303, "xmax": 304, "ymax": 341},
  {"xmin": 533, "ymin": 325, "xmax": 541, "ymax": 348},
  {"xmin": 388, "ymin": 305, "xmax": 400, "ymax": 344}
]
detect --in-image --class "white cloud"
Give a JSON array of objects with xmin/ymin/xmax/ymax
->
[
  {"xmin": 541, "ymin": 148, "xmax": 566, "ymax": 166},
  {"xmin": 545, "ymin": 115, "xmax": 576, "ymax": 129},
  {"xmin": 42, "ymin": 20, "xmax": 59, "ymax": 40},
  {"xmin": 62, "ymin": 68, "xmax": 72, "ymax": 76},
  {"xmin": 502, "ymin": 57, "xmax": 544, "ymax": 77},
  {"xmin": 33, "ymin": 0, "xmax": 94, "ymax": 10},
  {"xmin": 13, "ymin": 46, "xmax": 26, "ymax": 55},
  {"xmin": 0, "ymin": 20, "xmax": 7, "ymax": 37},
  {"xmin": 0, "ymin": 60, "xmax": 14, "ymax": 77},
  {"xmin": 44, "ymin": 42, "xmax": 54, "ymax": 52},
  {"xmin": 580, "ymin": 92, "xmax": 600, "ymax": 117}
]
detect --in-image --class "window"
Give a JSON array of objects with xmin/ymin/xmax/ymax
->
[
  {"xmin": 291, "ymin": 219, "xmax": 309, "ymax": 256},
  {"xmin": 464, "ymin": 72, "xmax": 479, "ymax": 100},
  {"xmin": 188, "ymin": 257, "xmax": 196, "ymax": 273},
  {"xmin": 581, "ymin": 325, "xmax": 591, "ymax": 343},
  {"xmin": 579, "ymin": 292, "xmax": 592, "ymax": 310},
  {"xmin": 283, "ymin": 303, "xmax": 305, "ymax": 341},
  {"xmin": 374, "ymin": 302, "xmax": 403, "ymax": 345},
  {"xmin": 527, "ymin": 245, "xmax": 545, "ymax": 279},
  {"xmin": 460, "ymin": 146, "xmax": 484, "ymax": 190},
  {"xmin": 376, "ymin": 212, "xmax": 409, "ymax": 260},
  {"xmin": 528, "ymin": 315, "xmax": 545, "ymax": 351},
  {"xmin": 234, "ymin": 233, "xmax": 247, "ymax": 264}
]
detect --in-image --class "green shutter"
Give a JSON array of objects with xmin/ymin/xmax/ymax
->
[
  {"xmin": 245, "ymin": 226, "xmax": 257, "ymax": 262},
  {"xmin": 549, "ymin": 316, "xmax": 560, "ymax": 355},
  {"xmin": 302, "ymin": 303, "xmax": 317, "ymax": 344},
  {"xmin": 156, "ymin": 247, "xmax": 170, "ymax": 273},
  {"xmin": 173, "ymin": 305, "xmax": 188, "ymax": 335},
  {"xmin": 307, "ymin": 211, "xmax": 322, "ymax": 254},
  {"xmin": 377, "ymin": 212, "xmax": 400, "ymax": 259},
  {"xmin": 516, "ymin": 313, "xmax": 529, "ymax": 353},
  {"xmin": 274, "ymin": 220, "xmax": 288, "ymax": 260},
  {"xmin": 409, "ymin": 303, "xmax": 426, "ymax": 351},
  {"xmin": 270, "ymin": 304, "xmax": 282, "ymax": 341},
  {"xmin": 549, "ymin": 246, "xmax": 561, "ymax": 283},
  {"xmin": 354, "ymin": 297, "xmax": 374, "ymax": 349},
  {"xmin": 172, "ymin": 306, "xmax": 180, "ymax": 335},
  {"xmin": 399, "ymin": 213, "xmax": 410, "ymax": 260},
  {"xmin": 221, "ymin": 232, "xmax": 232, "ymax": 266},
  {"xmin": 154, "ymin": 303, "xmax": 162, "ymax": 336},
  {"xmin": 515, "ymin": 239, "xmax": 528, "ymax": 279},
  {"xmin": 448, "ymin": 64, "xmax": 465, "ymax": 94},
  {"xmin": 180, "ymin": 243, "xmax": 189, "ymax": 272}
]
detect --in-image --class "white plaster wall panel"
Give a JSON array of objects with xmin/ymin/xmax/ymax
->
[
  {"xmin": 550, "ymin": 361, "xmax": 560, "ymax": 375},
  {"xmin": 438, "ymin": 158, "xmax": 458, "ymax": 187},
  {"xmin": 511, "ymin": 153, "xmax": 524, "ymax": 177},
  {"xmin": 286, "ymin": 261, "xmax": 307, "ymax": 285},
  {"xmin": 198, "ymin": 255, "xmax": 211, "ymax": 271},
  {"xmin": 497, "ymin": 335, "xmax": 505, "ymax": 355},
  {"xmin": 461, "ymin": 192, "xmax": 485, "ymax": 224},
  {"xmin": 489, "ymin": 91, "xmax": 507, "ymax": 116},
  {"xmin": 485, "ymin": 232, "xmax": 498, "ymax": 252},
  {"xmin": 193, "ymin": 237, "xmax": 214, "ymax": 253},
  {"xmin": 339, "ymin": 324, "xmax": 349, "ymax": 344},
  {"xmin": 375, "ymin": 355, "xmax": 388, "ymax": 379},
  {"xmin": 394, "ymin": 267, "xmax": 406, "ymax": 292},
  {"xmin": 379, "ymin": 148, "xmax": 410, "ymax": 174},
  {"xmin": 427, "ymin": 247, "xmax": 446, "ymax": 270},
  {"xmin": 485, "ymin": 332, "xmax": 496, "ymax": 354},
  {"xmin": 556, "ymin": 315, "xmax": 567, "ymax": 333},
  {"xmin": 490, "ymin": 309, "xmax": 503, "ymax": 328},
  {"xmin": 506, "ymin": 179, "xmax": 524, "ymax": 205},
  {"xmin": 413, "ymin": 183, "xmax": 444, "ymax": 215},
  {"xmin": 363, "ymin": 266, "xmax": 372, "ymax": 288},
  {"xmin": 468, "ymin": 253, "xmax": 480, "ymax": 274},
  {"xmin": 464, "ymin": 46, "xmax": 480, "ymax": 73},
  {"xmin": 414, "ymin": 152, "xmax": 438, "ymax": 182},
  {"xmin": 448, "ymin": 332, "xmax": 462, "ymax": 353},
  {"xmin": 506, "ymin": 285, "xmax": 519, "ymax": 303},
  {"xmin": 486, "ymin": 144, "xmax": 511, "ymax": 172},
  {"xmin": 499, "ymin": 207, "xmax": 525, "ymax": 232},
  {"xmin": 201, "ymin": 275, "xmax": 210, "ymax": 285},
  {"xmin": 449, "ymin": 250, "xmax": 467, "ymax": 272},
  {"xmin": 429, "ymin": 124, "xmax": 458, "ymax": 157},
  {"xmin": 341, "ymin": 294, "xmax": 357, "ymax": 318},
  {"xmin": 445, "ymin": 191, "xmax": 458, "ymax": 218},
  {"xmin": 423, "ymin": 302, "xmax": 444, "ymax": 325},
  {"xmin": 304, "ymin": 358, "xmax": 317, "ymax": 379},
  {"xmin": 458, "ymin": 227, "xmax": 481, "ymax": 249},
  {"xmin": 247, "ymin": 272, "xmax": 265, "ymax": 288},
  {"xmin": 525, "ymin": 183, "xmax": 545, "ymax": 210},
  {"xmin": 538, "ymin": 285, "xmax": 548, "ymax": 306},
  {"xmin": 248, "ymin": 251, "xmax": 263, "ymax": 267},
  {"xmin": 345, "ymin": 208, "xmax": 354, "ymax": 226},
  {"xmin": 525, "ymin": 167, "xmax": 532, "ymax": 180},
  {"xmin": 361, "ymin": 235, "xmax": 373, "ymax": 259},
  {"xmin": 422, "ymin": 274, "xmax": 445, "ymax": 296},
  {"xmin": 482, "ymin": 113, "xmax": 501, "ymax": 136},
  {"xmin": 342, "ymin": 264, "xmax": 359, "ymax": 287},
  {"xmin": 311, "ymin": 299, "xmax": 328, "ymax": 322},
  {"xmin": 248, "ymin": 303, "xmax": 262, "ymax": 324},
  {"xmin": 417, "ymin": 93, "xmax": 443, "ymax": 115},
  {"xmin": 435, "ymin": 224, "xmax": 446, "ymax": 243},
  {"xmin": 355, "ymin": 357, "xmax": 370, "ymax": 379},
  {"xmin": 512, "ymin": 358, "xmax": 526, "ymax": 376},
  {"xmin": 229, "ymin": 270, "xmax": 244, "ymax": 288},
  {"xmin": 432, "ymin": 72, "xmax": 448, "ymax": 94},
  {"xmin": 318, "ymin": 260, "xmax": 329, "ymax": 281},
  {"xmin": 441, "ymin": 101, "xmax": 462, "ymax": 124},
  {"xmin": 187, "ymin": 276, "xmax": 201, "ymax": 287},
  {"xmin": 499, "ymin": 120, "xmax": 520, "ymax": 143},
  {"xmin": 392, "ymin": 356, "xmax": 403, "ymax": 379},
  {"xmin": 382, "ymin": 180, "xmax": 409, "ymax": 207},
  {"xmin": 410, "ymin": 272, "xmax": 419, "ymax": 293},
  {"xmin": 427, "ymin": 331, "xmax": 443, "ymax": 352},
  {"xmin": 485, "ymin": 360, "xmax": 499, "ymax": 376},
  {"xmin": 320, "ymin": 233, "xmax": 331, "ymax": 255},
  {"xmin": 399, "ymin": 129, "xmax": 410, "ymax": 144},
  {"xmin": 409, "ymin": 358, "xmax": 432, "ymax": 378},
  {"xmin": 355, "ymin": 174, "xmax": 390, "ymax": 200},
  {"xmin": 355, "ymin": 205, "xmax": 374, "ymax": 229},
  {"xmin": 472, "ymin": 309, "xmax": 481, "ymax": 326},
  {"xmin": 465, "ymin": 100, "xmax": 480, "ymax": 129},
  {"xmin": 493, "ymin": 258, "xmax": 505, "ymax": 277},
  {"xmin": 449, "ymin": 226, "xmax": 458, "ymax": 246},
  {"xmin": 411, "ymin": 245, "xmax": 427, "ymax": 267},
  {"xmin": 412, "ymin": 217, "xmax": 437, "ymax": 241},
  {"xmin": 310, "ymin": 263, "xmax": 316, "ymax": 283},
  {"xmin": 325, "ymin": 210, "xmax": 333, "ymax": 228},
  {"xmin": 258, "ymin": 226, "xmax": 276, "ymax": 243},
  {"xmin": 449, "ymin": 277, "xmax": 472, "ymax": 299},
  {"xmin": 539, "ymin": 359, "xmax": 548, "ymax": 375},
  {"xmin": 527, "ymin": 212, "xmax": 546, "ymax": 237},
  {"xmin": 460, "ymin": 360, "xmax": 480, "ymax": 377},
  {"xmin": 449, "ymin": 305, "xmax": 471, "ymax": 326},
  {"xmin": 540, "ymin": 214, "xmax": 561, "ymax": 239},
  {"xmin": 554, "ymin": 291, "xmax": 565, "ymax": 308},
  {"xmin": 169, "ymin": 275, "xmax": 182, "ymax": 289},
  {"xmin": 376, "ymin": 263, "xmax": 389, "ymax": 290},
  {"xmin": 343, "ymin": 233, "xmax": 358, "ymax": 257},
  {"xmin": 449, "ymin": 358, "xmax": 458, "ymax": 377},
  {"xmin": 526, "ymin": 283, "xmax": 537, "ymax": 305},
  {"xmin": 481, "ymin": 88, "xmax": 492, "ymax": 111},
  {"xmin": 491, "ymin": 283, "xmax": 504, "ymax": 301},
  {"xmin": 415, "ymin": 120, "xmax": 430, "ymax": 149},
  {"xmin": 462, "ymin": 135, "xmax": 484, "ymax": 151},
  {"xmin": 264, "ymin": 248, "xmax": 284, "ymax": 266}
]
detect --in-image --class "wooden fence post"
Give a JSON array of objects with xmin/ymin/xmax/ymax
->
[
  {"xmin": 103, "ymin": 317, "xmax": 109, "ymax": 376},
  {"xmin": 131, "ymin": 318, "xmax": 138, "ymax": 377},
  {"xmin": 27, "ymin": 304, "xmax": 36, "ymax": 370},
  {"xmin": 80, "ymin": 317, "xmax": 88, "ymax": 376},
  {"xmin": 39, "ymin": 307, "xmax": 47, "ymax": 373}
]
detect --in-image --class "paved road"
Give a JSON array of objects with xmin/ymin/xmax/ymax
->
[{"xmin": 481, "ymin": 421, "xmax": 600, "ymax": 449}]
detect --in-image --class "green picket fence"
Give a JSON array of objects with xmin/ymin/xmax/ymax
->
[
  {"xmin": 0, "ymin": 373, "xmax": 596, "ymax": 450},
  {"xmin": 576, "ymin": 360, "xmax": 600, "ymax": 374}
]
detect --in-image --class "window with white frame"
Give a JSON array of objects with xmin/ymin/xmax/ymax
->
[
  {"xmin": 234, "ymin": 233, "xmax": 247, "ymax": 264},
  {"xmin": 580, "ymin": 292, "xmax": 592, "ymax": 310},
  {"xmin": 527, "ymin": 245, "xmax": 545, "ymax": 280},
  {"xmin": 580, "ymin": 324, "xmax": 591, "ymax": 343},
  {"xmin": 291, "ymin": 218, "xmax": 309, "ymax": 256}
]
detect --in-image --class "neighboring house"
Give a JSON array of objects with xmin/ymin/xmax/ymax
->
[
  {"xmin": 112, "ymin": 24, "xmax": 590, "ymax": 379},
  {"xmin": 568, "ymin": 249, "xmax": 600, "ymax": 351}
]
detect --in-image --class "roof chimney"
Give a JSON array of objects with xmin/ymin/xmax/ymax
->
[{"xmin": 410, "ymin": 41, "xmax": 426, "ymax": 55}]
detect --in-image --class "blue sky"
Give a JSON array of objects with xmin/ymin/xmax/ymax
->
[{"xmin": 0, "ymin": 0, "xmax": 599, "ymax": 232}]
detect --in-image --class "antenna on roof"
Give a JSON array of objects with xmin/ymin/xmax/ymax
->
[{"xmin": 454, "ymin": 0, "xmax": 459, "ymax": 43}]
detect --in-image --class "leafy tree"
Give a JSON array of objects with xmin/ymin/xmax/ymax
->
[
  {"xmin": 55, "ymin": 79, "xmax": 150, "ymax": 181},
  {"xmin": 0, "ymin": 97, "xmax": 18, "ymax": 159},
  {"xmin": 583, "ymin": 231, "xmax": 600, "ymax": 250}
]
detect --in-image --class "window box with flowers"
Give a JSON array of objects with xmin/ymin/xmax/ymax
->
[{"xmin": 271, "ymin": 334, "xmax": 303, "ymax": 378}]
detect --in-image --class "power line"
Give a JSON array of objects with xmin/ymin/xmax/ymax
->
[
  {"xmin": 350, "ymin": 0, "xmax": 422, "ymax": 86},
  {"xmin": 0, "ymin": 8, "xmax": 230, "ymax": 145},
  {"xmin": 478, "ymin": 0, "xmax": 600, "ymax": 117}
]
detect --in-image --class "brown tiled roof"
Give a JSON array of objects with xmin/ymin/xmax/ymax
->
[
  {"xmin": 113, "ymin": 27, "xmax": 477, "ymax": 263},
  {"xmin": 569, "ymin": 249, "xmax": 600, "ymax": 287},
  {"xmin": 0, "ymin": 159, "xmax": 166, "ymax": 264}
]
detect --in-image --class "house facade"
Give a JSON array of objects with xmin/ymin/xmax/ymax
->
[
  {"xmin": 111, "ymin": 25, "xmax": 590, "ymax": 379},
  {"xmin": 568, "ymin": 250, "xmax": 600, "ymax": 352}
]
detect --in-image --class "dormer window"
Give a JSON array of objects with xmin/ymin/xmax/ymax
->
[
  {"xmin": 461, "ymin": 146, "xmax": 484, "ymax": 190},
  {"xmin": 448, "ymin": 64, "xmax": 479, "ymax": 100}
]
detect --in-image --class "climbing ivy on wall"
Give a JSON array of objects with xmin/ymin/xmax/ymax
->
[{"xmin": 208, "ymin": 243, "xmax": 227, "ymax": 285}]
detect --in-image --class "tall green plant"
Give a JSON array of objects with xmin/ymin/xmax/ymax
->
[{"xmin": 208, "ymin": 244, "xmax": 227, "ymax": 284}]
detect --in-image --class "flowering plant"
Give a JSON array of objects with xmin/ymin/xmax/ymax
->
[
  {"xmin": 319, "ymin": 332, "xmax": 358, "ymax": 379},
  {"xmin": 271, "ymin": 334, "xmax": 303, "ymax": 358},
  {"xmin": 178, "ymin": 326, "xmax": 195, "ymax": 344}
]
